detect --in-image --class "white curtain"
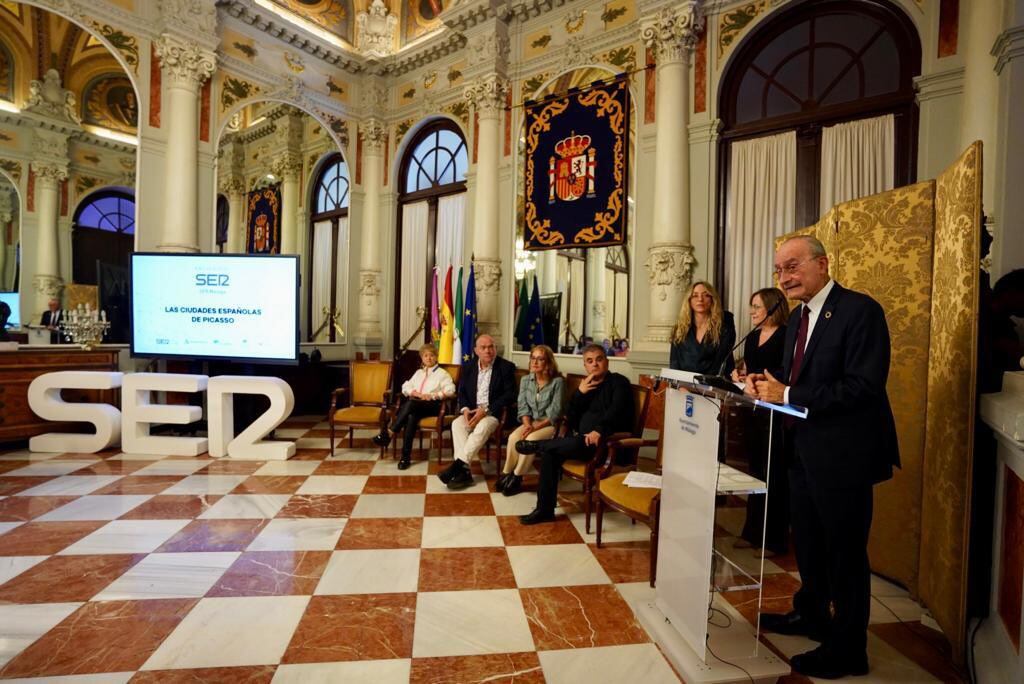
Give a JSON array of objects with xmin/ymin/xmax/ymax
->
[
  {"xmin": 820, "ymin": 114, "xmax": 895, "ymax": 213},
  {"xmin": 400, "ymin": 201, "xmax": 429, "ymax": 345},
  {"xmin": 310, "ymin": 219, "xmax": 333, "ymax": 342},
  {"xmin": 435, "ymin": 193, "xmax": 465, "ymax": 277},
  {"xmin": 333, "ymin": 216, "xmax": 348, "ymax": 342},
  {"xmin": 725, "ymin": 130, "xmax": 796, "ymax": 339}
]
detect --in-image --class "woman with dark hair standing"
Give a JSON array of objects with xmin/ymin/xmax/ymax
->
[
  {"xmin": 733, "ymin": 287, "xmax": 790, "ymax": 555},
  {"xmin": 669, "ymin": 281, "xmax": 736, "ymax": 375}
]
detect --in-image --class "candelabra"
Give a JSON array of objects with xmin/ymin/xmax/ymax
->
[{"xmin": 59, "ymin": 303, "xmax": 110, "ymax": 350}]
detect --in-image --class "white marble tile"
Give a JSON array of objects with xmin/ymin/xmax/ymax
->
[
  {"xmin": 253, "ymin": 461, "xmax": 320, "ymax": 476},
  {"xmin": 766, "ymin": 631, "xmax": 940, "ymax": 682},
  {"xmin": 247, "ymin": 518, "xmax": 347, "ymax": 551},
  {"xmin": 1, "ymin": 674, "xmax": 134, "ymax": 684},
  {"xmin": 273, "ymin": 429, "xmax": 310, "ymax": 439},
  {"xmin": 506, "ymin": 544, "xmax": 611, "ymax": 588},
  {"xmin": 490, "ymin": 491, "xmax": 549, "ymax": 517},
  {"xmin": 15, "ymin": 475, "xmax": 123, "ymax": 497},
  {"xmin": 711, "ymin": 537, "xmax": 785, "ymax": 577},
  {"xmin": 295, "ymin": 475, "xmax": 368, "ymax": 495},
  {"xmin": 539, "ymin": 644, "xmax": 679, "ymax": 684},
  {"xmin": 425, "ymin": 474, "xmax": 490, "ymax": 494},
  {"xmin": 294, "ymin": 438, "xmax": 338, "ymax": 449},
  {"xmin": 315, "ymin": 549, "xmax": 420, "ymax": 594},
  {"xmin": 869, "ymin": 597, "xmax": 901, "ymax": 624},
  {"xmin": 35, "ymin": 495, "xmax": 153, "ymax": 522},
  {"xmin": 59, "ymin": 519, "xmax": 191, "ymax": 555},
  {"xmin": 568, "ymin": 511, "xmax": 649, "ymax": 544},
  {"xmin": 421, "ymin": 516, "xmax": 504, "ymax": 548},
  {"xmin": 0, "ymin": 522, "xmax": 23, "ymax": 536},
  {"xmin": 141, "ymin": 595, "xmax": 311, "ymax": 670},
  {"xmin": 871, "ymin": 573, "xmax": 911, "ymax": 599},
  {"xmin": 198, "ymin": 494, "xmax": 291, "ymax": 519},
  {"xmin": 326, "ymin": 449, "xmax": 380, "ymax": 462},
  {"xmin": 413, "ymin": 589, "xmax": 534, "ymax": 657},
  {"xmin": 0, "ymin": 556, "xmax": 48, "ymax": 586},
  {"xmin": 370, "ymin": 459, "xmax": 429, "ymax": 476},
  {"xmin": 93, "ymin": 552, "xmax": 239, "ymax": 600},
  {"xmin": 874, "ymin": 595, "xmax": 925, "ymax": 623},
  {"xmin": 3, "ymin": 460, "xmax": 99, "ymax": 476},
  {"xmin": 349, "ymin": 494, "xmax": 425, "ymax": 519},
  {"xmin": 0, "ymin": 451, "xmax": 62, "ymax": 461},
  {"xmin": 272, "ymin": 659, "xmax": 411, "ymax": 684},
  {"xmin": 132, "ymin": 459, "xmax": 210, "ymax": 476},
  {"xmin": 0, "ymin": 602, "xmax": 83, "ymax": 667},
  {"xmin": 162, "ymin": 474, "xmax": 249, "ymax": 495},
  {"xmin": 106, "ymin": 452, "xmax": 168, "ymax": 461}
]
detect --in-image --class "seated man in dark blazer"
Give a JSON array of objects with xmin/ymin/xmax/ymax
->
[
  {"xmin": 438, "ymin": 334, "xmax": 517, "ymax": 490},
  {"xmin": 517, "ymin": 344, "xmax": 634, "ymax": 525},
  {"xmin": 747, "ymin": 235, "xmax": 899, "ymax": 679}
]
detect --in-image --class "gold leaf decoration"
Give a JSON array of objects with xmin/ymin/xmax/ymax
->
[{"xmin": 719, "ymin": 1, "xmax": 767, "ymax": 57}]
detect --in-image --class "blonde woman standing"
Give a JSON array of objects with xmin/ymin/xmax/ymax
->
[
  {"xmin": 669, "ymin": 281, "xmax": 736, "ymax": 375},
  {"xmin": 498, "ymin": 345, "xmax": 564, "ymax": 496}
]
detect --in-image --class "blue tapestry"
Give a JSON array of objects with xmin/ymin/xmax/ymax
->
[
  {"xmin": 523, "ymin": 76, "xmax": 630, "ymax": 251},
  {"xmin": 246, "ymin": 185, "xmax": 281, "ymax": 254}
]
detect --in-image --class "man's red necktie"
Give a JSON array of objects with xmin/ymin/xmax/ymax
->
[{"xmin": 789, "ymin": 305, "xmax": 811, "ymax": 384}]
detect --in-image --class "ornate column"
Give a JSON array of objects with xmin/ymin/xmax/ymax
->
[
  {"xmin": 30, "ymin": 128, "xmax": 69, "ymax": 320},
  {"xmin": 641, "ymin": 2, "xmax": 702, "ymax": 343},
  {"xmin": 356, "ymin": 119, "xmax": 386, "ymax": 342},
  {"xmin": 155, "ymin": 34, "xmax": 215, "ymax": 253},
  {"xmin": 219, "ymin": 177, "xmax": 246, "ymax": 253},
  {"xmin": 464, "ymin": 74, "xmax": 509, "ymax": 343},
  {"xmin": 586, "ymin": 249, "xmax": 608, "ymax": 341},
  {"xmin": 275, "ymin": 153, "xmax": 303, "ymax": 254},
  {"xmin": 0, "ymin": 187, "xmax": 10, "ymax": 289}
]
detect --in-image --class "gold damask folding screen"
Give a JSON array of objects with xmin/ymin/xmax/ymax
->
[{"xmin": 777, "ymin": 143, "xmax": 982, "ymax": 663}]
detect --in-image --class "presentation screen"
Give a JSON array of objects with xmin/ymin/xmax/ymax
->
[
  {"xmin": 0, "ymin": 292, "xmax": 19, "ymax": 328},
  {"xmin": 131, "ymin": 253, "xmax": 299, "ymax": 363}
]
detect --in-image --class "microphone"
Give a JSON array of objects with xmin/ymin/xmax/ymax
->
[
  {"xmin": 695, "ymin": 298, "xmax": 784, "ymax": 394},
  {"xmin": 716, "ymin": 298, "xmax": 784, "ymax": 378}
]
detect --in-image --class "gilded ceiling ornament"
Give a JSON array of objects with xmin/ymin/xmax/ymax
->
[
  {"xmin": 357, "ymin": 0, "xmax": 398, "ymax": 59},
  {"xmin": 423, "ymin": 72, "xmax": 438, "ymax": 90},
  {"xmin": 565, "ymin": 10, "xmax": 586, "ymax": 34},
  {"xmin": 284, "ymin": 51, "xmax": 306, "ymax": 73},
  {"xmin": 25, "ymin": 69, "xmax": 80, "ymax": 124}
]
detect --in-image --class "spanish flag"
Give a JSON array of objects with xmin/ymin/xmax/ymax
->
[{"xmin": 437, "ymin": 266, "xmax": 455, "ymax": 363}]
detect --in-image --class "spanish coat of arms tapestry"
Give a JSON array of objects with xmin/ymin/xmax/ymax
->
[{"xmin": 246, "ymin": 185, "xmax": 281, "ymax": 254}]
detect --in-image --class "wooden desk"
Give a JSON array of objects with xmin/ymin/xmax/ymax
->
[{"xmin": 0, "ymin": 348, "xmax": 119, "ymax": 442}]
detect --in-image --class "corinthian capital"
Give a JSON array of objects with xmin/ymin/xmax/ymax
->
[
  {"xmin": 155, "ymin": 34, "xmax": 216, "ymax": 91},
  {"xmin": 641, "ymin": 2, "xmax": 704, "ymax": 66},
  {"xmin": 464, "ymin": 76, "xmax": 509, "ymax": 119},
  {"xmin": 273, "ymin": 152, "xmax": 304, "ymax": 179},
  {"xmin": 361, "ymin": 119, "xmax": 387, "ymax": 154},
  {"xmin": 32, "ymin": 162, "xmax": 68, "ymax": 185}
]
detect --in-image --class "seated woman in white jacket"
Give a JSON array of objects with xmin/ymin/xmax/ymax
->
[{"xmin": 373, "ymin": 344, "xmax": 456, "ymax": 469}]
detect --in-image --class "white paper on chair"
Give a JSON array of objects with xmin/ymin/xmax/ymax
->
[{"xmin": 623, "ymin": 471, "xmax": 662, "ymax": 489}]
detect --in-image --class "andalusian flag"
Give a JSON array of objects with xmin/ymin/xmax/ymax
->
[
  {"xmin": 437, "ymin": 266, "xmax": 454, "ymax": 363},
  {"xmin": 429, "ymin": 268, "xmax": 441, "ymax": 345},
  {"xmin": 451, "ymin": 267, "xmax": 464, "ymax": 365}
]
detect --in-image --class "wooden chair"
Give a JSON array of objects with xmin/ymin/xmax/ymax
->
[
  {"xmin": 328, "ymin": 361, "xmax": 392, "ymax": 457},
  {"xmin": 560, "ymin": 383, "xmax": 651, "ymax": 534},
  {"xmin": 595, "ymin": 429, "xmax": 664, "ymax": 587},
  {"xmin": 486, "ymin": 366, "xmax": 530, "ymax": 471},
  {"xmin": 410, "ymin": 363, "xmax": 462, "ymax": 463}
]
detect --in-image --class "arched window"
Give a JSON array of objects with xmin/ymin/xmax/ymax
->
[
  {"xmin": 308, "ymin": 153, "xmax": 350, "ymax": 343},
  {"xmin": 73, "ymin": 190, "xmax": 135, "ymax": 234},
  {"xmin": 395, "ymin": 120, "xmax": 468, "ymax": 353}
]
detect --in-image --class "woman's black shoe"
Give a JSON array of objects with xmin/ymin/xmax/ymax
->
[
  {"xmin": 502, "ymin": 474, "xmax": 523, "ymax": 497},
  {"xmin": 496, "ymin": 473, "xmax": 513, "ymax": 491},
  {"xmin": 372, "ymin": 431, "xmax": 391, "ymax": 447},
  {"xmin": 397, "ymin": 456, "xmax": 412, "ymax": 470}
]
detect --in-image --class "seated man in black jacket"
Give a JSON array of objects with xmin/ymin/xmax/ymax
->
[{"xmin": 517, "ymin": 344, "xmax": 634, "ymax": 525}]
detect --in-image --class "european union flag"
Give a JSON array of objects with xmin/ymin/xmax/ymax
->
[
  {"xmin": 461, "ymin": 263, "xmax": 478, "ymax": 363},
  {"xmin": 525, "ymin": 275, "xmax": 544, "ymax": 347}
]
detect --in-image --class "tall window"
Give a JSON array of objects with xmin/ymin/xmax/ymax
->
[
  {"xmin": 395, "ymin": 120, "xmax": 468, "ymax": 353},
  {"xmin": 308, "ymin": 153, "xmax": 350, "ymax": 342}
]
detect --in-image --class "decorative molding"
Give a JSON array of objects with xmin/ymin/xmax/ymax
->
[
  {"xmin": 993, "ymin": 25, "xmax": 1024, "ymax": 75},
  {"xmin": 716, "ymin": 0, "xmax": 766, "ymax": 59},
  {"xmin": 914, "ymin": 67, "xmax": 965, "ymax": 103},
  {"xmin": 160, "ymin": 0, "xmax": 217, "ymax": 43},
  {"xmin": 559, "ymin": 36, "xmax": 595, "ymax": 71},
  {"xmin": 464, "ymin": 75, "xmax": 509, "ymax": 119},
  {"xmin": 356, "ymin": 0, "xmax": 398, "ymax": 60},
  {"xmin": 641, "ymin": 2, "xmax": 704, "ymax": 66},
  {"xmin": 645, "ymin": 242, "xmax": 696, "ymax": 303},
  {"xmin": 155, "ymin": 34, "xmax": 216, "ymax": 91},
  {"xmin": 25, "ymin": 69, "xmax": 80, "ymax": 124},
  {"xmin": 33, "ymin": 274, "xmax": 63, "ymax": 298},
  {"xmin": 361, "ymin": 119, "xmax": 388, "ymax": 154},
  {"xmin": 565, "ymin": 9, "xmax": 587, "ymax": 34},
  {"xmin": 272, "ymin": 151, "xmax": 303, "ymax": 179},
  {"xmin": 687, "ymin": 118, "xmax": 722, "ymax": 145},
  {"xmin": 474, "ymin": 258, "xmax": 502, "ymax": 292},
  {"xmin": 466, "ymin": 31, "xmax": 511, "ymax": 74}
]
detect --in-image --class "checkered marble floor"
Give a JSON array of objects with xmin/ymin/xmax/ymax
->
[{"xmin": 0, "ymin": 417, "xmax": 960, "ymax": 683}]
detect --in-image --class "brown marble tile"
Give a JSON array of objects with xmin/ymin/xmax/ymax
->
[
  {"xmin": 0, "ymin": 553, "xmax": 144, "ymax": 603},
  {"xmin": 0, "ymin": 461, "xmax": 31, "ymax": 474},
  {"xmin": 313, "ymin": 460, "xmax": 375, "ymax": 475},
  {"xmin": 206, "ymin": 550, "xmax": 331, "ymax": 597},
  {"xmin": 520, "ymin": 585, "xmax": 650, "ymax": 650},
  {"xmin": 588, "ymin": 541, "xmax": 652, "ymax": 583},
  {"xmin": 363, "ymin": 475, "xmax": 427, "ymax": 494},
  {"xmin": 410, "ymin": 652, "xmax": 545, "ymax": 683},
  {"xmin": 497, "ymin": 515, "xmax": 583, "ymax": 546},
  {"xmin": 156, "ymin": 519, "xmax": 268, "ymax": 552},
  {"xmin": 64, "ymin": 450, "xmax": 121, "ymax": 460},
  {"xmin": 0, "ymin": 476, "xmax": 56, "ymax": 496},
  {"xmin": 92, "ymin": 475, "xmax": 185, "ymax": 495},
  {"xmin": 0, "ymin": 496, "xmax": 79, "ymax": 522},
  {"xmin": 869, "ymin": 621, "xmax": 966, "ymax": 683},
  {"xmin": 119, "ymin": 495, "xmax": 223, "ymax": 520},
  {"xmin": 77, "ymin": 460, "xmax": 153, "ymax": 476},
  {"xmin": 130, "ymin": 666, "xmax": 277, "ymax": 683},
  {"xmin": 198, "ymin": 459, "xmax": 267, "ymax": 475},
  {"xmin": 556, "ymin": 491, "xmax": 586, "ymax": 514},
  {"xmin": 0, "ymin": 520, "xmax": 106, "ymax": 556},
  {"xmin": 291, "ymin": 448, "xmax": 332, "ymax": 461},
  {"xmin": 231, "ymin": 475, "xmax": 308, "ymax": 494},
  {"xmin": 281, "ymin": 418, "xmax": 318, "ymax": 428},
  {"xmin": 418, "ymin": 547, "xmax": 516, "ymax": 592},
  {"xmin": 283, "ymin": 593, "xmax": 416, "ymax": 663},
  {"xmin": 335, "ymin": 517, "xmax": 423, "ymax": 550},
  {"xmin": 0, "ymin": 598, "xmax": 197, "ymax": 677},
  {"xmin": 721, "ymin": 572, "xmax": 801, "ymax": 626},
  {"xmin": 424, "ymin": 493, "xmax": 495, "ymax": 517},
  {"xmin": 277, "ymin": 494, "xmax": 358, "ymax": 518},
  {"xmin": 303, "ymin": 429, "xmax": 335, "ymax": 438}
]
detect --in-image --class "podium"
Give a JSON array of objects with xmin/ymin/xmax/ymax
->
[
  {"xmin": 635, "ymin": 369, "xmax": 806, "ymax": 684},
  {"xmin": 25, "ymin": 326, "xmax": 53, "ymax": 345}
]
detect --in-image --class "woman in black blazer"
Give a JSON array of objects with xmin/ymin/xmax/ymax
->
[{"xmin": 669, "ymin": 281, "xmax": 736, "ymax": 375}]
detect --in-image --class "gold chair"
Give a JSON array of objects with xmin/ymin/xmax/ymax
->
[
  {"xmin": 560, "ymin": 383, "xmax": 651, "ymax": 534},
  {"xmin": 412, "ymin": 363, "xmax": 462, "ymax": 463},
  {"xmin": 486, "ymin": 366, "xmax": 530, "ymax": 471},
  {"xmin": 594, "ymin": 429, "xmax": 663, "ymax": 587},
  {"xmin": 328, "ymin": 361, "xmax": 393, "ymax": 457}
]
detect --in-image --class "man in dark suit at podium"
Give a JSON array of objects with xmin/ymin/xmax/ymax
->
[
  {"xmin": 747, "ymin": 235, "xmax": 899, "ymax": 679},
  {"xmin": 40, "ymin": 297, "xmax": 64, "ymax": 343}
]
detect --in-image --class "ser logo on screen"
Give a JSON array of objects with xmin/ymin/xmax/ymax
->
[{"xmin": 195, "ymin": 273, "xmax": 230, "ymax": 287}]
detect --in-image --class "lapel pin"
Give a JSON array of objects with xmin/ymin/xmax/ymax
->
[{"xmin": 824, "ymin": 311, "xmax": 832, "ymax": 319}]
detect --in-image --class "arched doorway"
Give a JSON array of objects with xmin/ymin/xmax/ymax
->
[
  {"xmin": 308, "ymin": 152, "xmax": 350, "ymax": 342},
  {"xmin": 71, "ymin": 188, "xmax": 134, "ymax": 341},
  {"xmin": 394, "ymin": 119, "xmax": 468, "ymax": 355}
]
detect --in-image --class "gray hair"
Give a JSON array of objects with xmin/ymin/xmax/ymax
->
[{"xmin": 783, "ymin": 235, "xmax": 827, "ymax": 258}]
